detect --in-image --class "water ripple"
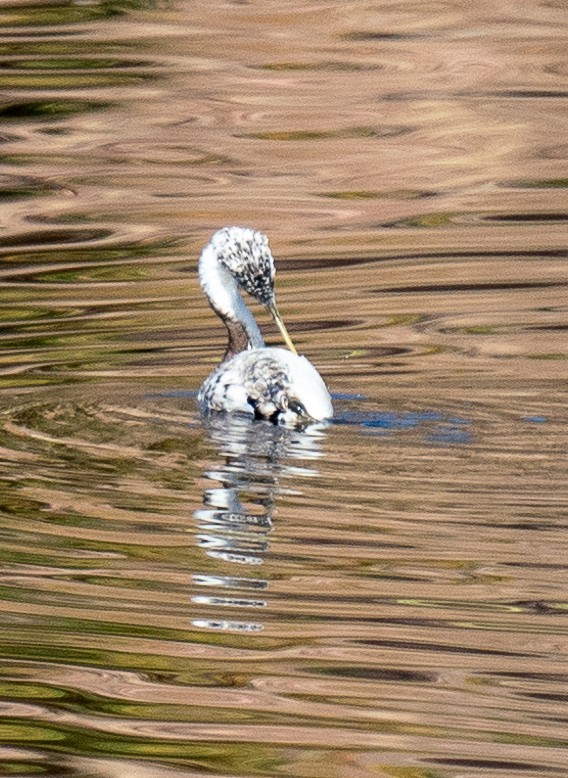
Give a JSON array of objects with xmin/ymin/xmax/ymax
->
[{"xmin": 0, "ymin": 1, "xmax": 566, "ymax": 776}]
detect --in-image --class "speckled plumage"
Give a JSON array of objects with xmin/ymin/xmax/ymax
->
[
  {"xmin": 200, "ymin": 347, "xmax": 332, "ymax": 424},
  {"xmin": 197, "ymin": 227, "xmax": 333, "ymax": 425},
  {"xmin": 213, "ymin": 227, "xmax": 274, "ymax": 306}
]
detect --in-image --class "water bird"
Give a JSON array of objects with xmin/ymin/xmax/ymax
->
[{"xmin": 198, "ymin": 227, "xmax": 333, "ymax": 425}]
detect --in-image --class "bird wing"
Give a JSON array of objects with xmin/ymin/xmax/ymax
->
[
  {"xmin": 199, "ymin": 349, "xmax": 291, "ymax": 419},
  {"xmin": 199, "ymin": 347, "xmax": 332, "ymax": 423}
]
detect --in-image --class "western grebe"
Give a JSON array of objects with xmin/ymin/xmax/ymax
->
[{"xmin": 198, "ymin": 227, "xmax": 332, "ymax": 425}]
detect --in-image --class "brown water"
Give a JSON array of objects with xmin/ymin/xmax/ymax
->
[{"xmin": 0, "ymin": 1, "xmax": 567, "ymax": 776}]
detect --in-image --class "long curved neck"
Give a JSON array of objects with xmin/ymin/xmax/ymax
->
[{"xmin": 199, "ymin": 242, "xmax": 265, "ymax": 362}]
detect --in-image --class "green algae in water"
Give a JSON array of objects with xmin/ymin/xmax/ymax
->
[{"xmin": 0, "ymin": 100, "xmax": 114, "ymax": 120}]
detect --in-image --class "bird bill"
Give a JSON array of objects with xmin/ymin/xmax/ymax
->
[{"xmin": 267, "ymin": 302, "xmax": 298, "ymax": 355}]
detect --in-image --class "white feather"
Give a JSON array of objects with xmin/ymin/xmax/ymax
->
[
  {"xmin": 197, "ymin": 227, "xmax": 333, "ymax": 425},
  {"xmin": 199, "ymin": 239, "xmax": 264, "ymax": 349},
  {"xmin": 199, "ymin": 347, "xmax": 332, "ymax": 424}
]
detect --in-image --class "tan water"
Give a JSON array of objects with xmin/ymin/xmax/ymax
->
[{"xmin": 0, "ymin": 1, "xmax": 567, "ymax": 776}]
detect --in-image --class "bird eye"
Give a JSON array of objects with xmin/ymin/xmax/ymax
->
[{"xmin": 288, "ymin": 400, "xmax": 306, "ymax": 416}]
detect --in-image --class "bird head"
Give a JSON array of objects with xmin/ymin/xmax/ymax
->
[
  {"xmin": 211, "ymin": 226, "xmax": 297, "ymax": 354},
  {"xmin": 213, "ymin": 226, "xmax": 275, "ymax": 305}
]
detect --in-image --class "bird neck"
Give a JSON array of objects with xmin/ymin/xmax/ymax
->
[{"xmin": 199, "ymin": 242, "xmax": 265, "ymax": 360}]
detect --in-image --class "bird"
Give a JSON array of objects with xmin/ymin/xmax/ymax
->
[{"xmin": 197, "ymin": 226, "xmax": 333, "ymax": 425}]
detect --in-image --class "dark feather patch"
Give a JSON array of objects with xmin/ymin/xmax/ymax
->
[{"xmin": 215, "ymin": 227, "xmax": 275, "ymax": 305}]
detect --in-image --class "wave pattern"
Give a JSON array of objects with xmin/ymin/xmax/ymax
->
[
  {"xmin": 0, "ymin": 0, "xmax": 567, "ymax": 776},
  {"xmin": 0, "ymin": 397, "xmax": 566, "ymax": 777}
]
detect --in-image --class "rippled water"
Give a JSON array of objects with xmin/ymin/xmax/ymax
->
[{"xmin": 0, "ymin": 1, "xmax": 567, "ymax": 776}]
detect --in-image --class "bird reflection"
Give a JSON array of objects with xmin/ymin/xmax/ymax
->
[{"xmin": 192, "ymin": 415, "xmax": 327, "ymax": 633}]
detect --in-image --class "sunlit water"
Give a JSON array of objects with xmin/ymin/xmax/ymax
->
[{"xmin": 0, "ymin": 1, "xmax": 567, "ymax": 776}]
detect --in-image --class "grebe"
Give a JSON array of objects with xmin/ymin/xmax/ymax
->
[{"xmin": 197, "ymin": 227, "xmax": 332, "ymax": 425}]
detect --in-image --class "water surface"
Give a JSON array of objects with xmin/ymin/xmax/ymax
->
[{"xmin": 0, "ymin": 1, "xmax": 567, "ymax": 776}]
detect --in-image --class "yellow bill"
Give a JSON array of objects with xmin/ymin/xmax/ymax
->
[{"xmin": 266, "ymin": 301, "xmax": 298, "ymax": 354}]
